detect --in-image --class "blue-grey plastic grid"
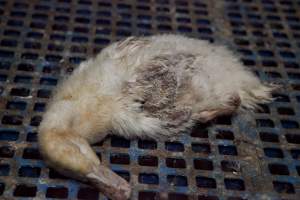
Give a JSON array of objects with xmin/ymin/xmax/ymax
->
[{"xmin": 0, "ymin": 0, "xmax": 299, "ymax": 199}]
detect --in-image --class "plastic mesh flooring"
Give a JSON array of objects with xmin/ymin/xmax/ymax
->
[{"xmin": 0, "ymin": 0, "xmax": 300, "ymax": 199}]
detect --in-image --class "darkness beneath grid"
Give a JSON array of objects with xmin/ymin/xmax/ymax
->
[{"xmin": 0, "ymin": 0, "xmax": 299, "ymax": 200}]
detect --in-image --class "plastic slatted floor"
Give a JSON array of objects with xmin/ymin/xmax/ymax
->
[{"xmin": 0, "ymin": 0, "xmax": 299, "ymax": 199}]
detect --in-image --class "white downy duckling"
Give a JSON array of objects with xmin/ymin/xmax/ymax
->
[{"xmin": 38, "ymin": 34, "xmax": 276, "ymax": 200}]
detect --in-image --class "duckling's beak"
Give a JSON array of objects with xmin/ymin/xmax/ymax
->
[{"xmin": 87, "ymin": 164, "xmax": 131, "ymax": 200}]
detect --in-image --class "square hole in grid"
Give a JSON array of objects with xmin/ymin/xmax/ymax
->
[
  {"xmin": 50, "ymin": 33, "xmax": 66, "ymax": 42},
  {"xmin": 168, "ymin": 193, "xmax": 189, "ymax": 200},
  {"xmin": 167, "ymin": 175, "xmax": 188, "ymax": 187},
  {"xmin": 27, "ymin": 31, "xmax": 44, "ymax": 39},
  {"xmin": 22, "ymin": 147, "xmax": 42, "ymax": 160},
  {"xmin": 46, "ymin": 186, "xmax": 69, "ymax": 199},
  {"xmin": 268, "ymin": 163, "xmax": 289, "ymax": 175},
  {"xmin": 138, "ymin": 139, "xmax": 157, "ymax": 149},
  {"xmin": 0, "ymin": 164, "xmax": 10, "ymax": 176},
  {"xmin": 40, "ymin": 77, "xmax": 58, "ymax": 86},
  {"xmin": 139, "ymin": 173, "xmax": 159, "ymax": 185},
  {"xmin": 41, "ymin": 65, "xmax": 61, "ymax": 75},
  {"xmin": 10, "ymin": 87, "xmax": 30, "ymax": 97},
  {"xmin": 194, "ymin": 158, "xmax": 214, "ymax": 170},
  {"xmin": 0, "ymin": 129, "xmax": 19, "ymax": 141},
  {"xmin": 138, "ymin": 191, "xmax": 159, "ymax": 200},
  {"xmin": 21, "ymin": 52, "xmax": 39, "ymax": 60},
  {"xmin": 192, "ymin": 143, "xmax": 211, "ymax": 154},
  {"xmin": 2, "ymin": 114, "xmax": 23, "ymax": 125},
  {"xmin": 30, "ymin": 116, "xmax": 42, "ymax": 126},
  {"xmin": 0, "ymin": 145, "xmax": 15, "ymax": 158},
  {"xmin": 190, "ymin": 123, "xmax": 209, "ymax": 138},
  {"xmin": 296, "ymin": 166, "xmax": 300, "ymax": 176},
  {"xmin": 196, "ymin": 176, "xmax": 217, "ymax": 188},
  {"xmin": 48, "ymin": 43, "xmax": 64, "ymax": 52},
  {"xmin": 110, "ymin": 136, "xmax": 130, "ymax": 148},
  {"xmin": 138, "ymin": 155, "xmax": 158, "ymax": 167},
  {"xmin": 264, "ymin": 147, "xmax": 284, "ymax": 158},
  {"xmin": 0, "ymin": 60, "xmax": 11, "ymax": 70},
  {"xmin": 0, "ymin": 73, "xmax": 8, "ymax": 84},
  {"xmin": 33, "ymin": 102, "xmax": 46, "ymax": 112},
  {"xmin": 224, "ymin": 178, "xmax": 245, "ymax": 191},
  {"xmin": 285, "ymin": 133, "xmax": 300, "ymax": 144},
  {"xmin": 3, "ymin": 30, "xmax": 21, "ymax": 39},
  {"xmin": 227, "ymin": 197, "xmax": 246, "ymax": 200},
  {"xmin": 77, "ymin": 187, "xmax": 99, "ymax": 200},
  {"xmin": 0, "ymin": 49, "xmax": 14, "ymax": 58},
  {"xmin": 71, "ymin": 45, "xmax": 88, "ymax": 54},
  {"xmin": 18, "ymin": 166, "xmax": 41, "ymax": 178},
  {"xmin": 0, "ymin": 39, "xmax": 18, "ymax": 48},
  {"xmin": 165, "ymin": 141, "xmax": 184, "ymax": 152},
  {"xmin": 37, "ymin": 89, "xmax": 52, "ymax": 98},
  {"xmin": 6, "ymin": 101, "xmax": 27, "ymax": 111},
  {"xmin": 24, "ymin": 41, "xmax": 42, "ymax": 50},
  {"xmin": 255, "ymin": 104, "xmax": 270, "ymax": 114},
  {"xmin": 198, "ymin": 195, "xmax": 219, "ymax": 200},
  {"xmin": 259, "ymin": 132, "xmax": 279, "ymax": 143},
  {"xmin": 273, "ymin": 181, "xmax": 295, "ymax": 194},
  {"xmin": 281, "ymin": 120, "xmax": 299, "ymax": 129},
  {"xmin": 110, "ymin": 153, "xmax": 130, "ymax": 165},
  {"xmin": 113, "ymin": 170, "xmax": 130, "ymax": 182},
  {"xmin": 27, "ymin": 132, "xmax": 38, "ymax": 142},
  {"xmin": 49, "ymin": 168, "xmax": 69, "ymax": 179},
  {"xmin": 290, "ymin": 149, "xmax": 300, "ymax": 159},
  {"xmin": 261, "ymin": 59, "xmax": 278, "ymax": 68},
  {"xmin": 221, "ymin": 160, "xmax": 241, "ymax": 173},
  {"xmin": 218, "ymin": 145, "xmax": 238, "ymax": 156},
  {"xmin": 277, "ymin": 107, "xmax": 295, "ymax": 115},
  {"xmin": 216, "ymin": 130, "xmax": 234, "ymax": 140},
  {"xmin": 284, "ymin": 61, "xmax": 299, "ymax": 69},
  {"xmin": 166, "ymin": 157, "xmax": 186, "ymax": 168},
  {"xmin": 14, "ymin": 184, "xmax": 37, "ymax": 197},
  {"xmin": 0, "ymin": 182, "xmax": 4, "ymax": 195},
  {"xmin": 256, "ymin": 119, "xmax": 275, "ymax": 128}
]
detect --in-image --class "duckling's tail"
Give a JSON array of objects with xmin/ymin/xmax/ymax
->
[
  {"xmin": 195, "ymin": 83, "xmax": 279, "ymax": 122},
  {"xmin": 38, "ymin": 130, "xmax": 131, "ymax": 200},
  {"xmin": 239, "ymin": 83, "xmax": 280, "ymax": 111}
]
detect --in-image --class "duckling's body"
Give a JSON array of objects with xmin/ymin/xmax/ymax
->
[{"xmin": 38, "ymin": 34, "xmax": 275, "ymax": 200}]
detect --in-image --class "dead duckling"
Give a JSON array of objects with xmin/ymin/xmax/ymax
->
[{"xmin": 38, "ymin": 34, "xmax": 276, "ymax": 200}]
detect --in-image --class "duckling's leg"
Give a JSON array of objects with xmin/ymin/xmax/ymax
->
[
  {"xmin": 38, "ymin": 130, "xmax": 131, "ymax": 200},
  {"xmin": 197, "ymin": 94, "xmax": 241, "ymax": 122}
]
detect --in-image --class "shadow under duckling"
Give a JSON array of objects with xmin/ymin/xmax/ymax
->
[{"xmin": 38, "ymin": 34, "xmax": 277, "ymax": 200}]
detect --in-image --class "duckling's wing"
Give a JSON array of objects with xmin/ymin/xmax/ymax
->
[{"xmin": 124, "ymin": 53, "xmax": 196, "ymax": 135}]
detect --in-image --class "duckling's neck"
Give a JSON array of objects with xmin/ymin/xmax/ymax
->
[{"xmin": 40, "ymin": 94, "xmax": 116, "ymax": 144}]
